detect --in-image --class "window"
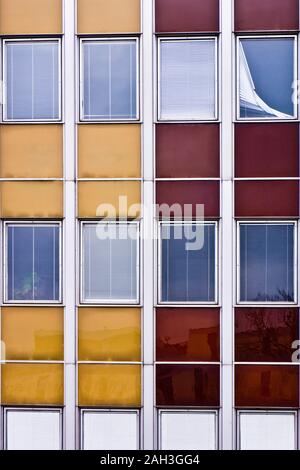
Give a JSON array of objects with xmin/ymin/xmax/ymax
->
[
  {"xmin": 81, "ymin": 410, "xmax": 139, "ymax": 450},
  {"xmin": 159, "ymin": 411, "xmax": 218, "ymax": 450},
  {"xmin": 237, "ymin": 36, "xmax": 297, "ymax": 120},
  {"xmin": 158, "ymin": 38, "xmax": 217, "ymax": 121},
  {"xmin": 4, "ymin": 409, "xmax": 62, "ymax": 450},
  {"xmin": 80, "ymin": 38, "xmax": 139, "ymax": 121},
  {"xmin": 3, "ymin": 39, "xmax": 61, "ymax": 121},
  {"xmin": 238, "ymin": 411, "xmax": 297, "ymax": 450},
  {"xmin": 238, "ymin": 222, "xmax": 296, "ymax": 304},
  {"xmin": 159, "ymin": 222, "xmax": 217, "ymax": 304},
  {"xmin": 81, "ymin": 222, "xmax": 139, "ymax": 304},
  {"xmin": 4, "ymin": 223, "xmax": 61, "ymax": 303}
]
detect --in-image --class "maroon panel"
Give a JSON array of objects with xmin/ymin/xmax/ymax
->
[
  {"xmin": 235, "ymin": 124, "xmax": 299, "ymax": 178},
  {"xmin": 235, "ymin": 308, "xmax": 299, "ymax": 362},
  {"xmin": 235, "ymin": 181, "xmax": 299, "ymax": 217},
  {"xmin": 156, "ymin": 308, "xmax": 220, "ymax": 362},
  {"xmin": 156, "ymin": 181, "xmax": 220, "ymax": 218},
  {"xmin": 235, "ymin": 0, "xmax": 299, "ymax": 32},
  {"xmin": 155, "ymin": 0, "xmax": 219, "ymax": 33},
  {"xmin": 156, "ymin": 124, "xmax": 220, "ymax": 178},
  {"xmin": 235, "ymin": 365, "xmax": 299, "ymax": 407},
  {"xmin": 156, "ymin": 364, "xmax": 220, "ymax": 407}
]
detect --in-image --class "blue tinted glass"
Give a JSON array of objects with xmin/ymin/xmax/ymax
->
[
  {"xmin": 161, "ymin": 224, "xmax": 216, "ymax": 302},
  {"xmin": 240, "ymin": 224, "xmax": 294, "ymax": 302}
]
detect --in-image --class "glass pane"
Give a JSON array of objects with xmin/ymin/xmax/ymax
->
[
  {"xmin": 7, "ymin": 225, "xmax": 60, "ymax": 302},
  {"xmin": 160, "ymin": 412, "xmax": 217, "ymax": 450},
  {"xmin": 239, "ymin": 38, "xmax": 295, "ymax": 119},
  {"xmin": 82, "ymin": 224, "xmax": 138, "ymax": 302},
  {"xmin": 82, "ymin": 411, "xmax": 138, "ymax": 450},
  {"xmin": 6, "ymin": 410, "xmax": 61, "ymax": 450},
  {"xmin": 160, "ymin": 39, "xmax": 216, "ymax": 120},
  {"xmin": 239, "ymin": 413, "xmax": 296, "ymax": 450},
  {"xmin": 6, "ymin": 41, "xmax": 59, "ymax": 120},
  {"xmin": 83, "ymin": 40, "xmax": 137, "ymax": 120},
  {"xmin": 161, "ymin": 224, "xmax": 216, "ymax": 302},
  {"xmin": 239, "ymin": 224, "xmax": 295, "ymax": 303}
]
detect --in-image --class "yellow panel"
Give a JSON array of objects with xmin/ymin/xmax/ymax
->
[
  {"xmin": 0, "ymin": 0, "xmax": 62, "ymax": 35},
  {"xmin": 0, "ymin": 182, "xmax": 63, "ymax": 218},
  {"xmin": 78, "ymin": 364, "xmax": 141, "ymax": 407},
  {"xmin": 78, "ymin": 181, "xmax": 141, "ymax": 218},
  {"xmin": 1, "ymin": 307, "xmax": 64, "ymax": 361},
  {"xmin": 78, "ymin": 125, "xmax": 141, "ymax": 178},
  {"xmin": 77, "ymin": 0, "xmax": 140, "ymax": 33},
  {"xmin": 78, "ymin": 308, "xmax": 141, "ymax": 362},
  {"xmin": 1, "ymin": 364, "xmax": 64, "ymax": 405},
  {"xmin": 0, "ymin": 125, "xmax": 63, "ymax": 179}
]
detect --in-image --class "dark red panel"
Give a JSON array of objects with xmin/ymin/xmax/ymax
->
[
  {"xmin": 235, "ymin": 181, "xmax": 299, "ymax": 217},
  {"xmin": 156, "ymin": 124, "xmax": 220, "ymax": 178},
  {"xmin": 156, "ymin": 181, "xmax": 220, "ymax": 218},
  {"xmin": 156, "ymin": 308, "xmax": 220, "ymax": 362},
  {"xmin": 156, "ymin": 364, "xmax": 220, "ymax": 407},
  {"xmin": 155, "ymin": 0, "xmax": 219, "ymax": 33},
  {"xmin": 235, "ymin": 0, "xmax": 299, "ymax": 32},
  {"xmin": 235, "ymin": 365, "xmax": 299, "ymax": 407},
  {"xmin": 235, "ymin": 124, "xmax": 299, "ymax": 178},
  {"xmin": 235, "ymin": 308, "xmax": 299, "ymax": 362}
]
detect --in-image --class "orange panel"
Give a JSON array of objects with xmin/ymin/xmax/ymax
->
[
  {"xmin": 78, "ymin": 364, "xmax": 141, "ymax": 407},
  {"xmin": 0, "ymin": 125, "xmax": 63, "ymax": 179},
  {"xmin": 78, "ymin": 181, "xmax": 141, "ymax": 218},
  {"xmin": 1, "ymin": 307, "xmax": 63, "ymax": 361},
  {"xmin": 0, "ymin": 182, "xmax": 63, "ymax": 218},
  {"xmin": 78, "ymin": 308, "xmax": 141, "ymax": 361},
  {"xmin": 0, "ymin": 0, "xmax": 62, "ymax": 35},
  {"xmin": 77, "ymin": 0, "xmax": 140, "ymax": 33},
  {"xmin": 1, "ymin": 363, "xmax": 64, "ymax": 405},
  {"xmin": 78, "ymin": 124, "xmax": 141, "ymax": 178}
]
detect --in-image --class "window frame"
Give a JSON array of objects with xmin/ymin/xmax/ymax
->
[
  {"xmin": 79, "ymin": 37, "xmax": 140, "ymax": 123},
  {"xmin": 2, "ymin": 37, "xmax": 62, "ymax": 123},
  {"xmin": 236, "ymin": 34, "xmax": 298, "ymax": 122},
  {"xmin": 3, "ymin": 407, "xmax": 63, "ymax": 450},
  {"xmin": 157, "ymin": 221, "xmax": 219, "ymax": 306},
  {"xmin": 237, "ymin": 410, "xmax": 298, "ymax": 450},
  {"xmin": 80, "ymin": 220, "xmax": 140, "ymax": 305},
  {"xmin": 3, "ymin": 220, "xmax": 63, "ymax": 305},
  {"xmin": 157, "ymin": 36, "xmax": 219, "ymax": 123},
  {"xmin": 236, "ymin": 220, "xmax": 298, "ymax": 306},
  {"xmin": 80, "ymin": 409, "xmax": 140, "ymax": 450}
]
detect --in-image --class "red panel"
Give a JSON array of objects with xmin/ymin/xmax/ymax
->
[
  {"xmin": 235, "ymin": 124, "xmax": 299, "ymax": 178},
  {"xmin": 235, "ymin": 181, "xmax": 299, "ymax": 217},
  {"xmin": 156, "ymin": 308, "xmax": 220, "ymax": 362},
  {"xmin": 155, "ymin": 0, "xmax": 219, "ymax": 33},
  {"xmin": 235, "ymin": 365, "xmax": 299, "ymax": 407},
  {"xmin": 156, "ymin": 124, "xmax": 220, "ymax": 178},
  {"xmin": 156, "ymin": 364, "xmax": 220, "ymax": 407},
  {"xmin": 156, "ymin": 181, "xmax": 220, "ymax": 218},
  {"xmin": 235, "ymin": 0, "xmax": 299, "ymax": 32},
  {"xmin": 235, "ymin": 308, "xmax": 299, "ymax": 362}
]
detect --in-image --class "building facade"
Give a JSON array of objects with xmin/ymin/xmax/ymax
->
[{"xmin": 0, "ymin": 0, "xmax": 299, "ymax": 450}]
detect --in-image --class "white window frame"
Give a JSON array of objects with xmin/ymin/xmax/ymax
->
[
  {"xmin": 236, "ymin": 35, "xmax": 298, "ymax": 122},
  {"xmin": 3, "ymin": 221, "xmax": 63, "ymax": 305},
  {"xmin": 80, "ymin": 409, "xmax": 140, "ymax": 450},
  {"xmin": 3, "ymin": 407, "xmax": 63, "ymax": 450},
  {"xmin": 237, "ymin": 410, "xmax": 298, "ymax": 450},
  {"xmin": 158, "ymin": 409, "xmax": 219, "ymax": 450},
  {"xmin": 158, "ymin": 221, "xmax": 219, "ymax": 306},
  {"xmin": 236, "ymin": 220, "xmax": 298, "ymax": 306},
  {"xmin": 2, "ymin": 38, "xmax": 62, "ymax": 123},
  {"xmin": 79, "ymin": 37, "xmax": 140, "ymax": 122},
  {"xmin": 80, "ymin": 220, "xmax": 140, "ymax": 305},
  {"xmin": 157, "ymin": 36, "xmax": 219, "ymax": 122}
]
